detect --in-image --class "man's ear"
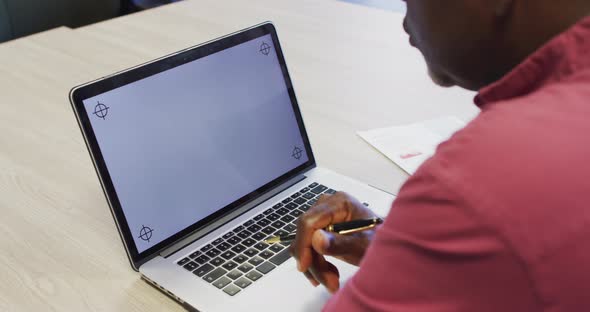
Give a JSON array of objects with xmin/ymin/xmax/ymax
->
[{"xmin": 495, "ymin": 0, "xmax": 515, "ymax": 18}]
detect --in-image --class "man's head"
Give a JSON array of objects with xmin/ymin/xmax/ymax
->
[{"xmin": 402, "ymin": 0, "xmax": 590, "ymax": 91}]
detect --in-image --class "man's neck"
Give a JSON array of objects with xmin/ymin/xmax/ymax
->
[{"xmin": 504, "ymin": 1, "xmax": 590, "ymax": 73}]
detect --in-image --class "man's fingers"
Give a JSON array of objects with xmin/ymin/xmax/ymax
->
[
  {"xmin": 291, "ymin": 194, "xmax": 353, "ymax": 272},
  {"xmin": 311, "ymin": 230, "xmax": 365, "ymax": 257},
  {"xmin": 303, "ymin": 270, "xmax": 319, "ymax": 287},
  {"xmin": 308, "ymin": 255, "xmax": 340, "ymax": 293}
]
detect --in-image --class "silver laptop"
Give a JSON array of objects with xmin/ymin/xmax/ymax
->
[{"xmin": 69, "ymin": 22, "xmax": 394, "ymax": 311}]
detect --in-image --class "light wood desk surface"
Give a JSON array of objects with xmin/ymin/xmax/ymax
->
[{"xmin": 0, "ymin": 0, "xmax": 477, "ymax": 310}]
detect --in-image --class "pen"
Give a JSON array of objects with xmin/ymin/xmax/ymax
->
[{"xmin": 264, "ymin": 217, "xmax": 384, "ymax": 244}]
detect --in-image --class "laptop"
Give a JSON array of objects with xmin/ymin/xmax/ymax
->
[{"xmin": 69, "ymin": 22, "xmax": 395, "ymax": 311}]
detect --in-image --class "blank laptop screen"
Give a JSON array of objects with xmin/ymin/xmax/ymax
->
[{"xmin": 82, "ymin": 34, "xmax": 309, "ymax": 253}]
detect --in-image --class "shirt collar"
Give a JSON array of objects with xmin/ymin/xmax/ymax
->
[{"xmin": 475, "ymin": 15, "xmax": 590, "ymax": 108}]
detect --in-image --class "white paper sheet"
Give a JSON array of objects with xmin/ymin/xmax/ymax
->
[{"xmin": 358, "ymin": 116, "xmax": 466, "ymax": 175}]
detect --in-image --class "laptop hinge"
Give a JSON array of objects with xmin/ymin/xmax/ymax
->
[{"xmin": 159, "ymin": 173, "xmax": 308, "ymax": 258}]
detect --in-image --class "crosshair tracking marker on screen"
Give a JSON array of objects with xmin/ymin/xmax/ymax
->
[{"xmin": 93, "ymin": 102, "xmax": 109, "ymax": 120}]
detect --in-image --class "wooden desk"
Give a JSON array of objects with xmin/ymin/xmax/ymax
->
[{"xmin": 0, "ymin": 0, "xmax": 477, "ymax": 310}]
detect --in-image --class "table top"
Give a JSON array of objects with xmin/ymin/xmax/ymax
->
[{"xmin": 0, "ymin": 0, "xmax": 477, "ymax": 310}]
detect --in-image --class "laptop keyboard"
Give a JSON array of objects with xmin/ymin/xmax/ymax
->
[{"xmin": 176, "ymin": 182, "xmax": 336, "ymax": 296}]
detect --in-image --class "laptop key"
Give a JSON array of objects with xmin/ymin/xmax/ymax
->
[
  {"xmin": 256, "ymin": 261, "xmax": 276, "ymax": 274},
  {"xmin": 212, "ymin": 238, "xmax": 224, "ymax": 246},
  {"xmin": 247, "ymin": 224, "xmax": 262, "ymax": 233},
  {"xmin": 271, "ymin": 220, "xmax": 286, "ymax": 229},
  {"xmin": 308, "ymin": 199, "xmax": 317, "ymax": 206},
  {"xmin": 233, "ymin": 254, "xmax": 248, "ymax": 264},
  {"xmin": 188, "ymin": 251, "xmax": 201, "ymax": 259},
  {"xmin": 205, "ymin": 248, "xmax": 221, "ymax": 258},
  {"xmin": 311, "ymin": 185, "xmax": 328, "ymax": 194},
  {"xmin": 237, "ymin": 230, "xmax": 252, "ymax": 239},
  {"xmin": 248, "ymin": 256, "xmax": 264, "ymax": 266},
  {"xmin": 223, "ymin": 284, "xmax": 241, "ymax": 296},
  {"xmin": 231, "ymin": 244, "xmax": 246, "ymax": 253},
  {"xmin": 227, "ymin": 270, "xmax": 243, "ymax": 280},
  {"xmin": 256, "ymin": 219, "xmax": 270, "ymax": 227},
  {"xmin": 302, "ymin": 192, "xmax": 315, "ymax": 200},
  {"xmin": 269, "ymin": 248, "xmax": 292, "ymax": 266},
  {"xmin": 237, "ymin": 263, "xmax": 254, "ymax": 273},
  {"xmin": 290, "ymin": 192, "xmax": 301, "ymax": 199},
  {"xmin": 266, "ymin": 213, "xmax": 280, "ymax": 221},
  {"xmin": 245, "ymin": 270, "xmax": 263, "ymax": 281},
  {"xmin": 281, "ymin": 197, "xmax": 292, "ymax": 204},
  {"xmin": 300, "ymin": 204, "xmax": 311, "ymax": 212},
  {"xmin": 232, "ymin": 225, "xmax": 244, "ymax": 233},
  {"xmin": 234, "ymin": 277, "xmax": 252, "ymax": 289},
  {"xmin": 326, "ymin": 189, "xmax": 337, "ymax": 194},
  {"xmin": 289, "ymin": 209, "xmax": 303, "ymax": 218},
  {"xmin": 244, "ymin": 248, "xmax": 259, "ymax": 257},
  {"xmin": 274, "ymin": 229, "xmax": 289, "ymax": 237},
  {"xmin": 299, "ymin": 187, "xmax": 310, "ymax": 193},
  {"xmin": 200, "ymin": 244, "xmax": 213, "ymax": 253},
  {"xmin": 253, "ymin": 214, "xmax": 265, "ymax": 221},
  {"xmin": 222, "ymin": 261, "xmax": 238, "ymax": 271},
  {"xmin": 269, "ymin": 244, "xmax": 284, "ymax": 253},
  {"xmin": 276, "ymin": 207, "xmax": 289, "ymax": 215},
  {"xmin": 227, "ymin": 236, "xmax": 242, "ymax": 245},
  {"xmin": 261, "ymin": 226, "xmax": 276, "ymax": 235},
  {"xmin": 203, "ymin": 268, "xmax": 227, "ymax": 283},
  {"xmin": 193, "ymin": 263, "xmax": 214, "ymax": 277},
  {"xmin": 284, "ymin": 224, "xmax": 297, "ymax": 232},
  {"xmin": 281, "ymin": 215, "xmax": 295, "ymax": 223},
  {"xmin": 222, "ymin": 232, "xmax": 234, "ymax": 240},
  {"xmin": 216, "ymin": 242, "xmax": 231, "ymax": 252},
  {"xmin": 259, "ymin": 250, "xmax": 275, "ymax": 259},
  {"xmin": 178, "ymin": 257, "xmax": 190, "ymax": 266},
  {"xmin": 221, "ymin": 251, "xmax": 237, "ymax": 260},
  {"xmin": 210, "ymin": 257, "xmax": 224, "ymax": 267},
  {"xmin": 308, "ymin": 182, "xmax": 319, "ymax": 188},
  {"xmin": 263, "ymin": 208, "xmax": 274, "ymax": 215},
  {"xmin": 241, "ymin": 238, "xmax": 256, "ymax": 247},
  {"xmin": 244, "ymin": 219, "xmax": 255, "ymax": 227},
  {"xmin": 285, "ymin": 203, "xmax": 299, "ymax": 210},
  {"xmin": 194, "ymin": 254, "xmax": 210, "ymax": 264},
  {"xmin": 254, "ymin": 242, "xmax": 269, "ymax": 251},
  {"xmin": 290, "ymin": 209, "xmax": 303, "ymax": 222},
  {"xmin": 295, "ymin": 194, "xmax": 308, "ymax": 203},
  {"xmin": 294, "ymin": 197, "xmax": 307, "ymax": 205},
  {"xmin": 213, "ymin": 276, "xmax": 232, "ymax": 289},
  {"xmin": 272, "ymin": 203, "xmax": 283, "ymax": 209},
  {"xmin": 252, "ymin": 232, "xmax": 266, "ymax": 241},
  {"xmin": 183, "ymin": 261, "xmax": 198, "ymax": 271}
]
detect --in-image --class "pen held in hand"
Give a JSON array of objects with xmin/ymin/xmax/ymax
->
[{"xmin": 264, "ymin": 217, "xmax": 383, "ymax": 244}]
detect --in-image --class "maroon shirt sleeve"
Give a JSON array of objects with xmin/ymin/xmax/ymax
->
[{"xmin": 322, "ymin": 164, "xmax": 538, "ymax": 312}]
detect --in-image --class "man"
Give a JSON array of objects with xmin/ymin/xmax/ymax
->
[{"xmin": 291, "ymin": 0, "xmax": 590, "ymax": 311}]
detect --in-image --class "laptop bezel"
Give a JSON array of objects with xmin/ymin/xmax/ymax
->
[{"xmin": 69, "ymin": 22, "xmax": 316, "ymax": 270}]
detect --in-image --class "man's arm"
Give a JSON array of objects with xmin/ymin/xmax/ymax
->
[{"xmin": 323, "ymin": 168, "xmax": 539, "ymax": 312}]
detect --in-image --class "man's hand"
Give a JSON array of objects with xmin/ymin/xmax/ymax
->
[{"xmin": 289, "ymin": 192, "xmax": 379, "ymax": 293}]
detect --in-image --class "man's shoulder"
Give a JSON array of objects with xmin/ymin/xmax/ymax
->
[
  {"xmin": 430, "ymin": 75, "xmax": 590, "ymax": 188},
  {"xmin": 417, "ymin": 81, "xmax": 590, "ymax": 268},
  {"xmin": 426, "ymin": 88, "xmax": 590, "ymax": 205}
]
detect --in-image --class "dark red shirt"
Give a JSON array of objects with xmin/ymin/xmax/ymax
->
[{"xmin": 324, "ymin": 16, "xmax": 590, "ymax": 312}]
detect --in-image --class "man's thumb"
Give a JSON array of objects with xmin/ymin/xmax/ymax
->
[{"xmin": 312, "ymin": 230, "xmax": 358, "ymax": 256}]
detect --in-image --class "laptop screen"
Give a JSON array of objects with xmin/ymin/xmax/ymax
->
[{"xmin": 81, "ymin": 32, "xmax": 310, "ymax": 253}]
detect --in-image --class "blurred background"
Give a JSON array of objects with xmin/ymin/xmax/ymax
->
[{"xmin": 0, "ymin": 0, "xmax": 405, "ymax": 43}]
